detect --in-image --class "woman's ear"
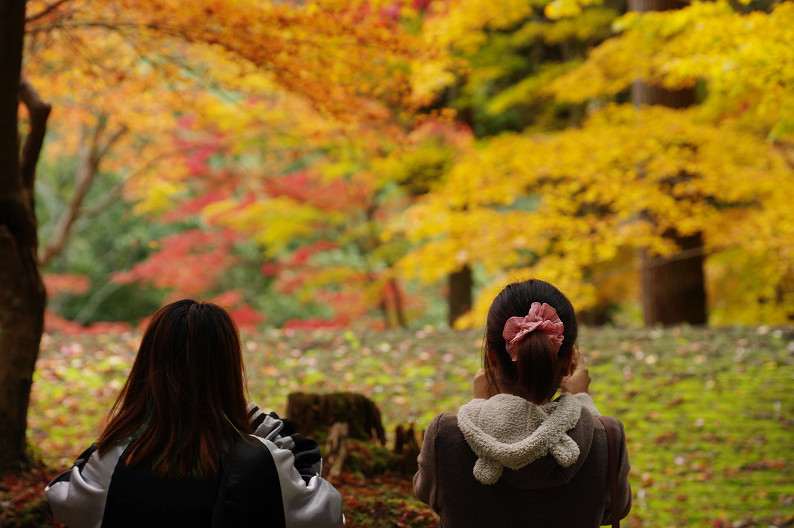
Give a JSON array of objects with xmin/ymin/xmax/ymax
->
[
  {"xmin": 486, "ymin": 347, "xmax": 498, "ymax": 368},
  {"xmin": 560, "ymin": 352, "xmax": 575, "ymax": 377}
]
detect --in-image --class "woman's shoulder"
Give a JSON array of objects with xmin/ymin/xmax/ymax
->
[
  {"xmin": 592, "ymin": 413, "xmax": 627, "ymax": 443},
  {"xmin": 418, "ymin": 412, "xmax": 458, "ymax": 443},
  {"xmin": 433, "ymin": 411, "xmax": 459, "ymax": 422},
  {"xmin": 424, "ymin": 411, "xmax": 475, "ymax": 450},
  {"xmin": 427, "ymin": 411, "xmax": 461, "ymax": 432}
]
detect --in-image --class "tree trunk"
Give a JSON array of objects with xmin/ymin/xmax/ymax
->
[
  {"xmin": 630, "ymin": 0, "xmax": 707, "ymax": 327},
  {"xmin": 388, "ymin": 277, "xmax": 406, "ymax": 329},
  {"xmin": 628, "ymin": 0, "xmax": 689, "ymax": 11},
  {"xmin": 448, "ymin": 264, "xmax": 472, "ymax": 327},
  {"xmin": 0, "ymin": 232, "xmax": 46, "ymax": 472},
  {"xmin": 0, "ymin": 0, "xmax": 50, "ymax": 473},
  {"xmin": 286, "ymin": 392, "xmax": 386, "ymax": 444},
  {"xmin": 641, "ymin": 232, "xmax": 707, "ymax": 326}
]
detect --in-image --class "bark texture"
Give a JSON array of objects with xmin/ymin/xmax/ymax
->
[
  {"xmin": 0, "ymin": 0, "xmax": 50, "ymax": 472},
  {"xmin": 641, "ymin": 233, "xmax": 707, "ymax": 326}
]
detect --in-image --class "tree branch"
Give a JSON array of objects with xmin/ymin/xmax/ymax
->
[
  {"xmin": 97, "ymin": 124, "xmax": 127, "ymax": 159},
  {"xmin": 19, "ymin": 76, "xmax": 51, "ymax": 194},
  {"xmin": 38, "ymin": 115, "xmax": 128, "ymax": 266},
  {"xmin": 39, "ymin": 127, "xmax": 100, "ymax": 266},
  {"xmin": 25, "ymin": 0, "xmax": 72, "ymax": 24},
  {"xmin": 79, "ymin": 183, "xmax": 124, "ymax": 218}
]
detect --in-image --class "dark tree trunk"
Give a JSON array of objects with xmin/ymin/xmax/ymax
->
[
  {"xmin": 0, "ymin": 0, "xmax": 50, "ymax": 473},
  {"xmin": 448, "ymin": 264, "xmax": 472, "ymax": 327},
  {"xmin": 628, "ymin": 0, "xmax": 689, "ymax": 11},
  {"xmin": 630, "ymin": 0, "xmax": 707, "ymax": 327},
  {"xmin": 641, "ymin": 232, "xmax": 707, "ymax": 326},
  {"xmin": 286, "ymin": 392, "xmax": 386, "ymax": 444}
]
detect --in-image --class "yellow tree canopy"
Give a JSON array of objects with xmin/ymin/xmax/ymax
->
[
  {"xmin": 395, "ymin": 0, "xmax": 794, "ymax": 326},
  {"xmin": 550, "ymin": 0, "xmax": 794, "ymax": 142},
  {"xmin": 397, "ymin": 105, "xmax": 793, "ymax": 326}
]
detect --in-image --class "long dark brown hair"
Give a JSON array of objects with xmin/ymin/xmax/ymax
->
[
  {"xmin": 484, "ymin": 279, "xmax": 578, "ymax": 404},
  {"xmin": 97, "ymin": 300, "xmax": 253, "ymax": 478}
]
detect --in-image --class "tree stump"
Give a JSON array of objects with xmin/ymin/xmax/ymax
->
[
  {"xmin": 324, "ymin": 422, "xmax": 349, "ymax": 481},
  {"xmin": 286, "ymin": 392, "xmax": 386, "ymax": 444},
  {"xmin": 393, "ymin": 423, "xmax": 420, "ymax": 476}
]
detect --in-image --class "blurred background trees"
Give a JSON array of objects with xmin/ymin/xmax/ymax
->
[
  {"xmin": 16, "ymin": 0, "xmax": 794, "ymax": 335},
  {"xmin": 398, "ymin": 0, "xmax": 794, "ymax": 327}
]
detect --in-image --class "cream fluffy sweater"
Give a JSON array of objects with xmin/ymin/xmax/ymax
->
[{"xmin": 458, "ymin": 393, "xmax": 591, "ymax": 485}]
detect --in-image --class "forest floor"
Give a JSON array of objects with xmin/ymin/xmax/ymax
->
[{"xmin": 2, "ymin": 324, "xmax": 793, "ymax": 527}]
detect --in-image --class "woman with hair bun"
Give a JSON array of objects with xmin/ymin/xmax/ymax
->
[
  {"xmin": 414, "ymin": 279, "xmax": 631, "ymax": 527},
  {"xmin": 46, "ymin": 299, "xmax": 344, "ymax": 528}
]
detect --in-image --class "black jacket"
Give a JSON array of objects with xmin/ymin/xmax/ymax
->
[{"xmin": 46, "ymin": 407, "xmax": 344, "ymax": 528}]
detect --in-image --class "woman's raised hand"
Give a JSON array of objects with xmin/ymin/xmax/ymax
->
[
  {"xmin": 473, "ymin": 369, "xmax": 492, "ymax": 399},
  {"xmin": 561, "ymin": 349, "xmax": 591, "ymax": 394}
]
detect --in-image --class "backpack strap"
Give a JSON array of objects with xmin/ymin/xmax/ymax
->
[{"xmin": 598, "ymin": 416, "xmax": 620, "ymax": 528}]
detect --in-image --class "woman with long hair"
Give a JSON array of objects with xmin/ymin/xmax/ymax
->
[
  {"xmin": 46, "ymin": 300, "xmax": 343, "ymax": 528},
  {"xmin": 413, "ymin": 279, "xmax": 631, "ymax": 527}
]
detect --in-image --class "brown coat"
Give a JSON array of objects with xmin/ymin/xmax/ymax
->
[{"xmin": 413, "ymin": 401, "xmax": 631, "ymax": 528}]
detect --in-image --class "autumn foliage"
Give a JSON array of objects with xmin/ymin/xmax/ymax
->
[
  {"xmin": 397, "ymin": 0, "xmax": 794, "ymax": 326},
  {"xmin": 23, "ymin": 0, "xmax": 794, "ymax": 328}
]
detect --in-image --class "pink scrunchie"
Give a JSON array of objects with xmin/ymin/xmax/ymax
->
[{"xmin": 503, "ymin": 302, "xmax": 564, "ymax": 361}]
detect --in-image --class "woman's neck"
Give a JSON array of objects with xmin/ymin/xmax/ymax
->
[{"xmin": 489, "ymin": 377, "xmax": 551, "ymax": 405}]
